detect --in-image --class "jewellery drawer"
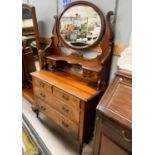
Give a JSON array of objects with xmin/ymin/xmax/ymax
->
[
  {"xmin": 53, "ymin": 86, "xmax": 80, "ymax": 109},
  {"xmin": 46, "ymin": 96, "xmax": 80, "ymax": 124},
  {"xmin": 33, "ymin": 77, "xmax": 52, "ymax": 92},
  {"xmin": 37, "ymin": 99, "xmax": 79, "ymax": 138},
  {"xmin": 101, "ymin": 117, "xmax": 132, "ymax": 153},
  {"xmin": 33, "ymin": 86, "xmax": 53, "ymax": 103}
]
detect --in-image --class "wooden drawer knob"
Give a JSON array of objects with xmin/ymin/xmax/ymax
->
[
  {"xmin": 121, "ymin": 130, "xmax": 132, "ymax": 142},
  {"xmin": 62, "ymin": 121, "xmax": 69, "ymax": 128},
  {"xmin": 40, "ymin": 92, "xmax": 46, "ymax": 98},
  {"xmin": 62, "ymin": 106, "xmax": 69, "ymax": 113},
  {"xmin": 40, "ymin": 82, "xmax": 45, "ymax": 88},
  {"xmin": 62, "ymin": 94, "xmax": 69, "ymax": 101},
  {"xmin": 40, "ymin": 105, "xmax": 46, "ymax": 111}
]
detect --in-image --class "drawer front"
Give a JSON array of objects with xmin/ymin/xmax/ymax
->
[
  {"xmin": 102, "ymin": 118, "xmax": 132, "ymax": 153},
  {"xmin": 34, "ymin": 86, "xmax": 80, "ymax": 124},
  {"xmin": 100, "ymin": 134, "xmax": 130, "ymax": 155},
  {"xmin": 33, "ymin": 77, "xmax": 52, "ymax": 92},
  {"xmin": 37, "ymin": 99, "xmax": 79, "ymax": 138},
  {"xmin": 53, "ymin": 87, "xmax": 80, "ymax": 109},
  {"xmin": 33, "ymin": 86, "xmax": 53, "ymax": 103},
  {"xmin": 47, "ymin": 96, "xmax": 80, "ymax": 124}
]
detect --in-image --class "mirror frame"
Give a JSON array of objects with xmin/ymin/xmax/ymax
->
[
  {"xmin": 58, "ymin": 1, "xmax": 105, "ymax": 50},
  {"xmin": 22, "ymin": 3, "xmax": 41, "ymax": 50}
]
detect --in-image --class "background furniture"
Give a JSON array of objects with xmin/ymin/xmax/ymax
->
[
  {"xmin": 22, "ymin": 46, "xmax": 36, "ymax": 88},
  {"xmin": 22, "ymin": 3, "xmax": 42, "ymax": 104},
  {"xmin": 22, "ymin": 45, "xmax": 36, "ymax": 103},
  {"xmin": 22, "ymin": 3, "xmax": 41, "ymax": 51},
  {"xmin": 32, "ymin": 1, "xmax": 114, "ymax": 154},
  {"xmin": 93, "ymin": 69, "xmax": 132, "ymax": 155}
]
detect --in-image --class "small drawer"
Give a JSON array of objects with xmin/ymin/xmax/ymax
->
[
  {"xmin": 33, "ymin": 86, "xmax": 53, "ymax": 103},
  {"xmin": 101, "ymin": 117, "xmax": 132, "ymax": 153},
  {"xmin": 83, "ymin": 69, "xmax": 99, "ymax": 81},
  {"xmin": 53, "ymin": 87, "xmax": 80, "ymax": 109},
  {"xmin": 33, "ymin": 77, "xmax": 52, "ymax": 92},
  {"xmin": 47, "ymin": 96, "xmax": 80, "ymax": 124},
  {"xmin": 37, "ymin": 99, "xmax": 78, "ymax": 138}
]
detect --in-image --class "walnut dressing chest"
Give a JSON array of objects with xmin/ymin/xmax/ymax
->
[{"xmin": 31, "ymin": 1, "xmax": 114, "ymax": 154}]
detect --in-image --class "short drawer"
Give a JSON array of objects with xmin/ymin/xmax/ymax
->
[
  {"xmin": 37, "ymin": 99, "xmax": 79, "ymax": 138},
  {"xmin": 101, "ymin": 117, "xmax": 132, "ymax": 153},
  {"xmin": 33, "ymin": 77, "xmax": 52, "ymax": 92},
  {"xmin": 53, "ymin": 87, "xmax": 80, "ymax": 109},
  {"xmin": 33, "ymin": 86, "xmax": 53, "ymax": 103}
]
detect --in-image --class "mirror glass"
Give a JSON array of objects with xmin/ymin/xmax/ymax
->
[
  {"xmin": 22, "ymin": 7, "xmax": 40, "ymax": 71},
  {"xmin": 59, "ymin": 5, "xmax": 102, "ymax": 49}
]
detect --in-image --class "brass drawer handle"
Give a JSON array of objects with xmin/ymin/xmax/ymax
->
[
  {"xmin": 40, "ymin": 92, "xmax": 46, "ymax": 98},
  {"xmin": 62, "ymin": 106, "xmax": 69, "ymax": 113},
  {"xmin": 62, "ymin": 94, "xmax": 69, "ymax": 101},
  {"xmin": 121, "ymin": 130, "xmax": 132, "ymax": 142},
  {"xmin": 62, "ymin": 121, "xmax": 69, "ymax": 128}
]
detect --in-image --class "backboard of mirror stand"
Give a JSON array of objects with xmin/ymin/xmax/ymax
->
[{"xmin": 43, "ymin": 1, "xmax": 114, "ymax": 90}]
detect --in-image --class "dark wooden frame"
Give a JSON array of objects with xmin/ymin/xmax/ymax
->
[
  {"xmin": 22, "ymin": 3, "xmax": 41, "ymax": 50},
  {"xmin": 58, "ymin": 1, "xmax": 105, "ymax": 50}
]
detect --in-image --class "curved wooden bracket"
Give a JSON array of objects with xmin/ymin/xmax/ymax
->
[{"xmin": 100, "ymin": 11, "xmax": 114, "ymax": 64}]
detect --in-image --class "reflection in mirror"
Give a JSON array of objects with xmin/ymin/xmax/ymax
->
[
  {"xmin": 22, "ymin": 6, "xmax": 40, "ymax": 71},
  {"xmin": 22, "ymin": 19, "xmax": 34, "ymax": 36},
  {"xmin": 60, "ymin": 5, "xmax": 102, "ymax": 49},
  {"xmin": 60, "ymin": 47, "xmax": 102, "ymax": 59}
]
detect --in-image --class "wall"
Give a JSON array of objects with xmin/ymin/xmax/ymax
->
[
  {"xmin": 22, "ymin": 0, "xmax": 132, "ymax": 81},
  {"xmin": 22, "ymin": 0, "xmax": 27, "ymax": 3}
]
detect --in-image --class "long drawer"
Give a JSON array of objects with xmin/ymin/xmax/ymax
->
[
  {"xmin": 37, "ymin": 98, "xmax": 79, "ymax": 138},
  {"xmin": 53, "ymin": 86, "xmax": 80, "ymax": 109},
  {"xmin": 46, "ymin": 96, "xmax": 80, "ymax": 124},
  {"xmin": 102, "ymin": 117, "xmax": 132, "ymax": 153}
]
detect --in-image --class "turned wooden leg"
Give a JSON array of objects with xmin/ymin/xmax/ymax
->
[
  {"xmin": 36, "ymin": 110, "xmax": 39, "ymax": 118},
  {"xmin": 32, "ymin": 104, "xmax": 37, "ymax": 112},
  {"xmin": 79, "ymin": 144, "xmax": 83, "ymax": 155}
]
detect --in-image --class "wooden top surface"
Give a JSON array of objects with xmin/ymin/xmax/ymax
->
[
  {"xmin": 31, "ymin": 70, "xmax": 102, "ymax": 101},
  {"xmin": 97, "ymin": 70, "xmax": 132, "ymax": 129}
]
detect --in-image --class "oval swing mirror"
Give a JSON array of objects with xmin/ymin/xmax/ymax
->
[{"xmin": 59, "ymin": 2, "xmax": 105, "ymax": 50}]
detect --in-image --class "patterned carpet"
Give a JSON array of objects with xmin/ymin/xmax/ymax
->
[{"xmin": 22, "ymin": 113, "xmax": 52, "ymax": 155}]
